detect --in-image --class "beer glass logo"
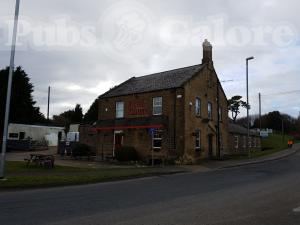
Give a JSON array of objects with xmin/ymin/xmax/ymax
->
[
  {"xmin": 99, "ymin": 1, "xmax": 154, "ymax": 63},
  {"xmin": 113, "ymin": 12, "xmax": 147, "ymax": 52}
]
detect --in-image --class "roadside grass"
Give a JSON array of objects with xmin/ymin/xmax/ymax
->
[
  {"xmin": 228, "ymin": 134, "xmax": 295, "ymax": 160},
  {"xmin": 254, "ymin": 134, "xmax": 294, "ymax": 157},
  {"xmin": 0, "ymin": 161, "xmax": 183, "ymax": 190}
]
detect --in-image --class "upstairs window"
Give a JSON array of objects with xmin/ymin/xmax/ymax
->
[
  {"xmin": 208, "ymin": 102, "xmax": 212, "ymax": 120},
  {"xmin": 195, "ymin": 98, "xmax": 201, "ymax": 116},
  {"xmin": 195, "ymin": 130, "xmax": 201, "ymax": 151},
  {"xmin": 116, "ymin": 101, "xmax": 124, "ymax": 118},
  {"xmin": 153, "ymin": 97, "xmax": 162, "ymax": 115}
]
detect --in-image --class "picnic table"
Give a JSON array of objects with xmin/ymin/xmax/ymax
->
[{"xmin": 25, "ymin": 154, "xmax": 55, "ymax": 168}]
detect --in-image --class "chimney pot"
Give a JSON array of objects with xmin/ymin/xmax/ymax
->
[{"xmin": 202, "ymin": 39, "xmax": 213, "ymax": 64}]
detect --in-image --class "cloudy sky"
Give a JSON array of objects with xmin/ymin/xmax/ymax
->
[{"xmin": 0, "ymin": 0, "xmax": 300, "ymax": 118}]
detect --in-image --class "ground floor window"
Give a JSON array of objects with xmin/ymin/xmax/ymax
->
[
  {"xmin": 243, "ymin": 136, "xmax": 246, "ymax": 148},
  {"xmin": 248, "ymin": 137, "xmax": 252, "ymax": 148},
  {"xmin": 234, "ymin": 136, "xmax": 239, "ymax": 149},
  {"xmin": 195, "ymin": 130, "xmax": 201, "ymax": 151},
  {"xmin": 152, "ymin": 130, "xmax": 162, "ymax": 150}
]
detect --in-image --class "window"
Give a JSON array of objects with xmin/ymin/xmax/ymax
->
[
  {"xmin": 208, "ymin": 102, "xmax": 212, "ymax": 120},
  {"xmin": 195, "ymin": 130, "xmax": 201, "ymax": 151},
  {"xmin": 195, "ymin": 98, "xmax": 201, "ymax": 116},
  {"xmin": 248, "ymin": 137, "xmax": 252, "ymax": 148},
  {"xmin": 9, "ymin": 133, "xmax": 18, "ymax": 139},
  {"xmin": 207, "ymin": 79, "xmax": 212, "ymax": 88},
  {"xmin": 219, "ymin": 106, "xmax": 222, "ymax": 121},
  {"xmin": 243, "ymin": 136, "xmax": 246, "ymax": 148},
  {"xmin": 152, "ymin": 130, "xmax": 162, "ymax": 150},
  {"xmin": 253, "ymin": 138, "xmax": 256, "ymax": 148},
  {"xmin": 234, "ymin": 136, "xmax": 239, "ymax": 149},
  {"xmin": 116, "ymin": 101, "xmax": 124, "ymax": 118},
  {"xmin": 153, "ymin": 97, "xmax": 162, "ymax": 115}
]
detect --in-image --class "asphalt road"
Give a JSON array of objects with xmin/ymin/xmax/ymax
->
[{"xmin": 1, "ymin": 152, "xmax": 300, "ymax": 225}]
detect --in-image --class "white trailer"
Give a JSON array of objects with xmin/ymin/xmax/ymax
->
[{"xmin": 8, "ymin": 123, "xmax": 65, "ymax": 147}]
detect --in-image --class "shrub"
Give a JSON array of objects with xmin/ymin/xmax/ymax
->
[
  {"xmin": 72, "ymin": 144, "xmax": 94, "ymax": 157},
  {"xmin": 115, "ymin": 146, "xmax": 139, "ymax": 162}
]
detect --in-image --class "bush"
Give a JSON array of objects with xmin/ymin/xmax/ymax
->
[
  {"xmin": 72, "ymin": 144, "xmax": 94, "ymax": 157},
  {"xmin": 115, "ymin": 146, "xmax": 139, "ymax": 162}
]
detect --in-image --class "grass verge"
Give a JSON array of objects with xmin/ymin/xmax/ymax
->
[{"xmin": 0, "ymin": 161, "xmax": 183, "ymax": 190}]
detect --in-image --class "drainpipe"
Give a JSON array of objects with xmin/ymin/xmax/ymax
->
[
  {"xmin": 217, "ymin": 79, "xmax": 221, "ymax": 159},
  {"xmin": 173, "ymin": 90, "xmax": 177, "ymax": 152}
]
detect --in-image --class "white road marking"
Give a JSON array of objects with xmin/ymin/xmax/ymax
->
[{"xmin": 293, "ymin": 206, "xmax": 300, "ymax": 212}]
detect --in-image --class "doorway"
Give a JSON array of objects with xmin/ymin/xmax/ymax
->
[{"xmin": 114, "ymin": 131, "xmax": 124, "ymax": 152}]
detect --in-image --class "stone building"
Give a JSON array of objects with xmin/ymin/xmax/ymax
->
[
  {"xmin": 228, "ymin": 122, "xmax": 261, "ymax": 154},
  {"xmin": 80, "ymin": 40, "xmax": 230, "ymax": 163}
]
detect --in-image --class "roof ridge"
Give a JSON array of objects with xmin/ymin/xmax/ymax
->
[
  {"xmin": 99, "ymin": 77, "xmax": 135, "ymax": 98},
  {"xmin": 99, "ymin": 63, "xmax": 205, "ymax": 99},
  {"xmin": 137, "ymin": 64, "xmax": 202, "ymax": 79}
]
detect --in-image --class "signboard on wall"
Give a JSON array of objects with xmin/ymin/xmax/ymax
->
[{"xmin": 128, "ymin": 100, "xmax": 148, "ymax": 116}]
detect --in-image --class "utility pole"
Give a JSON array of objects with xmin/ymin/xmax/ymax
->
[
  {"xmin": 259, "ymin": 92, "xmax": 262, "ymax": 131},
  {"xmin": 0, "ymin": 0, "xmax": 21, "ymax": 179},
  {"xmin": 47, "ymin": 86, "xmax": 51, "ymax": 124},
  {"xmin": 282, "ymin": 119, "xmax": 284, "ymax": 143},
  {"xmin": 246, "ymin": 56, "xmax": 254, "ymax": 159}
]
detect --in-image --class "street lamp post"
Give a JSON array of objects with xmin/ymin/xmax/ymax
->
[
  {"xmin": 246, "ymin": 56, "xmax": 254, "ymax": 159},
  {"xmin": 0, "ymin": 0, "xmax": 21, "ymax": 179}
]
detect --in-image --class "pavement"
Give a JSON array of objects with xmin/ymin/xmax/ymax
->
[
  {"xmin": 1, "ymin": 145, "xmax": 300, "ymax": 224},
  {"xmin": 6, "ymin": 144, "xmax": 300, "ymax": 172},
  {"xmin": 6, "ymin": 147, "xmax": 140, "ymax": 169},
  {"xmin": 203, "ymin": 143, "xmax": 300, "ymax": 169}
]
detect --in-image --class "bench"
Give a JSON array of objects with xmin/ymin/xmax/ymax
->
[{"xmin": 24, "ymin": 154, "xmax": 55, "ymax": 168}]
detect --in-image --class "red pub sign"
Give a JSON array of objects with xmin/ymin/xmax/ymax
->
[{"xmin": 128, "ymin": 100, "xmax": 148, "ymax": 116}]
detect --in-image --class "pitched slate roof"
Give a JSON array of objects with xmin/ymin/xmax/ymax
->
[
  {"xmin": 229, "ymin": 123, "xmax": 259, "ymax": 136},
  {"xmin": 100, "ymin": 64, "xmax": 205, "ymax": 98}
]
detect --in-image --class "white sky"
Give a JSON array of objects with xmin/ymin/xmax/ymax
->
[{"xmin": 0, "ymin": 0, "xmax": 299, "ymax": 118}]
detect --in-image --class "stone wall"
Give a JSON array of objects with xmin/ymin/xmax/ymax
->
[{"xmin": 183, "ymin": 66, "xmax": 229, "ymax": 161}]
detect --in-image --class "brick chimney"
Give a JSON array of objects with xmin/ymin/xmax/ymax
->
[{"xmin": 202, "ymin": 39, "xmax": 213, "ymax": 64}]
